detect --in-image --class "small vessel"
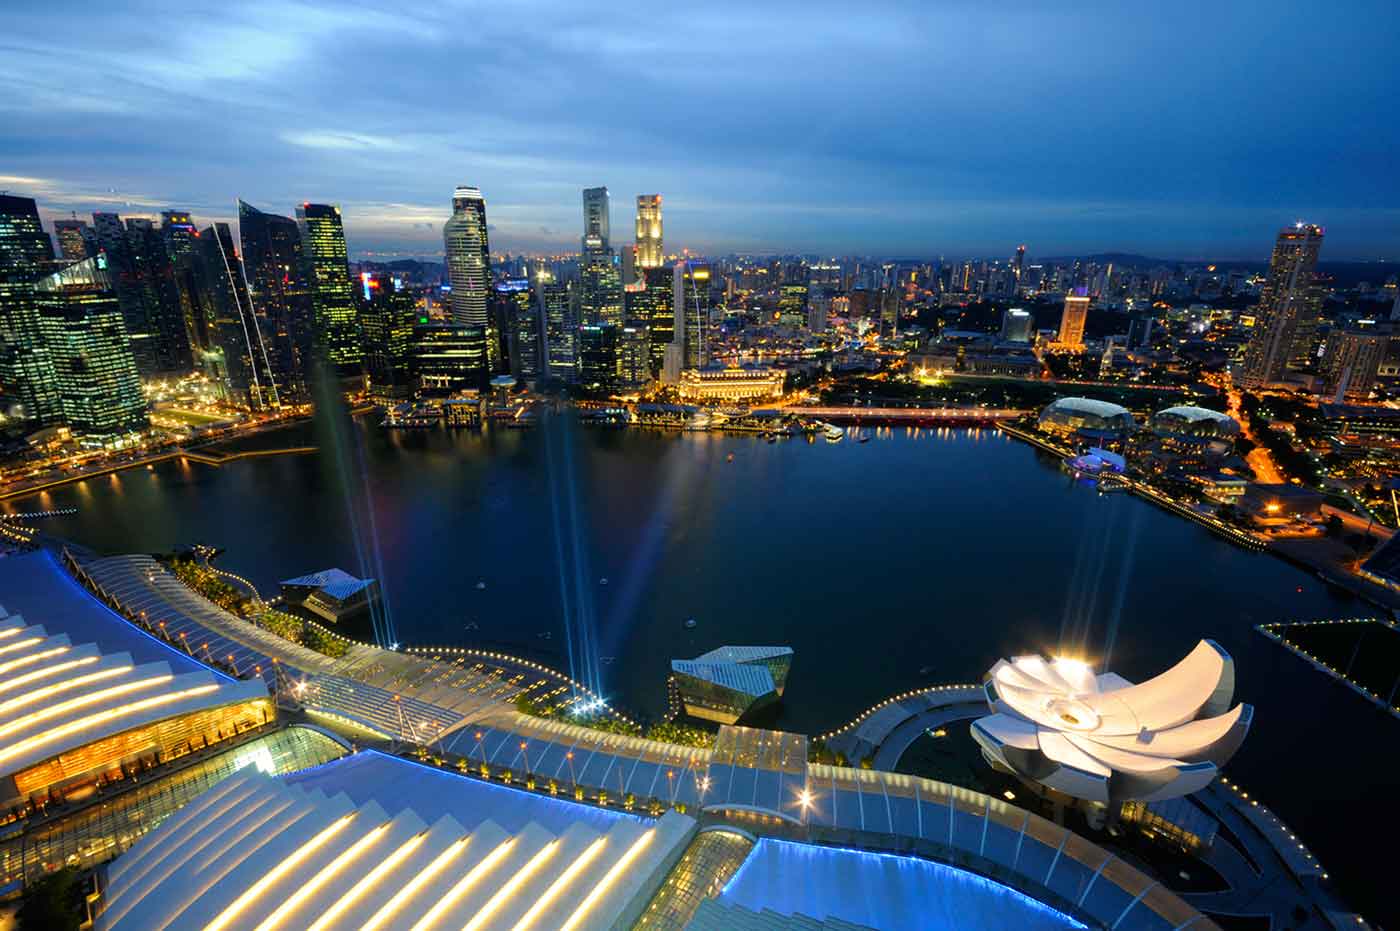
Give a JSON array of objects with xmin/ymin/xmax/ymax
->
[
  {"xmin": 599, "ymin": 577, "xmax": 608, "ymax": 585},
  {"xmin": 475, "ymin": 580, "xmax": 486, "ymax": 590},
  {"xmin": 823, "ymin": 423, "xmax": 845, "ymax": 442},
  {"xmin": 726, "ymin": 453, "xmax": 734, "ymax": 463},
  {"xmin": 766, "ymin": 435, "xmax": 778, "ymax": 444},
  {"xmin": 684, "ymin": 617, "xmax": 697, "ymax": 629}
]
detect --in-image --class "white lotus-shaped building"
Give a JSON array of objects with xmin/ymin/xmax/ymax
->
[{"xmin": 971, "ymin": 640, "xmax": 1252, "ymax": 804}]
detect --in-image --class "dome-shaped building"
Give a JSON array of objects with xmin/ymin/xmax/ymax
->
[
  {"xmin": 1151, "ymin": 405, "xmax": 1240, "ymax": 439},
  {"xmin": 1037, "ymin": 397, "xmax": 1136, "ymax": 440}
]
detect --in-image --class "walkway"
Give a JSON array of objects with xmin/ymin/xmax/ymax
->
[{"xmin": 821, "ymin": 685, "xmax": 984, "ymax": 766}]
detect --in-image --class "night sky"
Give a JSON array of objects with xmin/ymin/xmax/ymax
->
[{"xmin": 3, "ymin": 1, "xmax": 1398, "ymax": 259}]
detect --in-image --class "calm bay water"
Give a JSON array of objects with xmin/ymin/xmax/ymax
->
[{"xmin": 6, "ymin": 412, "xmax": 1395, "ymax": 913}]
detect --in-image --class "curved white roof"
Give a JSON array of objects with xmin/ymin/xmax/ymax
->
[
  {"xmin": 97, "ymin": 765, "xmax": 695, "ymax": 931},
  {"xmin": 1041, "ymin": 397, "xmax": 1132, "ymax": 419},
  {"xmin": 0, "ymin": 611, "xmax": 267, "ymax": 789},
  {"xmin": 1156, "ymin": 405, "xmax": 1231, "ymax": 422},
  {"xmin": 971, "ymin": 640, "xmax": 1252, "ymax": 804}
]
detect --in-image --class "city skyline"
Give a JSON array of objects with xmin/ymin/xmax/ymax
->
[{"xmin": 4, "ymin": 2, "xmax": 1399, "ymax": 260}]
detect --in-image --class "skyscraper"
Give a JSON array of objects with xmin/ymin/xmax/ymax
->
[
  {"xmin": 579, "ymin": 250, "xmax": 623, "ymax": 328},
  {"xmin": 360, "ymin": 272, "xmax": 418, "ymax": 400},
  {"xmin": 193, "ymin": 223, "xmax": 279, "ymax": 408},
  {"xmin": 240, "ymin": 200, "xmax": 313, "ymax": 401},
  {"xmin": 578, "ymin": 323, "xmax": 620, "ymax": 391},
  {"xmin": 1241, "ymin": 223, "xmax": 1324, "ymax": 388},
  {"xmin": 1056, "ymin": 289, "xmax": 1089, "ymax": 349},
  {"xmin": 634, "ymin": 194, "xmax": 663, "ymax": 269},
  {"xmin": 537, "ymin": 278, "xmax": 575, "ymax": 383},
  {"xmin": 443, "ymin": 187, "xmax": 491, "ymax": 331},
  {"xmin": 492, "ymin": 279, "xmax": 543, "ymax": 383},
  {"xmin": 673, "ymin": 261, "xmax": 711, "ymax": 369},
  {"xmin": 34, "ymin": 255, "xmax": 148, "ymax": 447},
  {"xmin": 580, "ymin": 188, "xmax": 622, "ymax": 327},
  {"xmin": 0, "ymin": 194, "xmax": 60, "ymax": 423},
  {"xmin": 1321, "ymin": 328, "xmax": 1385, "ymax": 403},
  {"xmin": 295, "ymin": 203, "xmax": 360, "ymax": 375},
  {"xmin": 118, "ymin": 218, "xmax": 192, "ymax": 376},
  {"xmin": 626, "ymin": 266, "xmax": 673, "ymax": 376},
  {"xmin": 582, "ymin": 187, "xmax": 611, "ymax": 251},
  {"xmin": 53, "ymin": 219, "xmax": 96, "ymax": 263}
]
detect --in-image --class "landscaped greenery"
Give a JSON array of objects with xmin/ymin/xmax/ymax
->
[
  {"xmin": 644, "ymin": 721, "xmax": 716, "ymax": 749},
  {"xmin": 163, "ymin": 555, "xmax": 351, "ymax": 660}
]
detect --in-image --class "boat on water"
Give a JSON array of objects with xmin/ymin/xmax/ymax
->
[
  {"xmin": 684, "ymin": 617, "xmax": 698, "ymax": 629},
  {"xmin": 823, "ymin": 423, "xmax": 845, "ymax": 442},
  {"xmin": 684, "ymin": 412, "xmax": 713, "ymax": 432}
]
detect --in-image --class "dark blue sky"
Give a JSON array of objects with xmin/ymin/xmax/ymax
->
[{"xmin": 3, "ymin": 1, "xmax": 1398, "ymax": 260}]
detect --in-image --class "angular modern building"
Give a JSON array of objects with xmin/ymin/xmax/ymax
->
[
  {"xmin": 412, "ymin": 321, "xmax": 488, "ymax": 393},
  {"xmin": 280, "ymin": 567, "xmax": 379, "ymax": 624},
  {"xmin": 972, "ymin": 641, "xmax": 1253, "ymax": 805},
  {"xmin": 444, "ymin": 186, "xmax": 491, "ymax": 329},
  {"xmin": 537, "ymin": 277, "xmax": 576, "ymax": 383},
  {"xmin": 671, "ymin": 645, "xmax": 793, "ymax": 724},
  {"xmin": 1240, "ymin": 223, "xmax": 1324, "ymax": 388},
  {"xmin": 239, "ymin": 200, "xmax": 314, "ymax": 401},
  {"xmin": 192, "ymin": 223, "xmax": 280, "ymax": 409}
]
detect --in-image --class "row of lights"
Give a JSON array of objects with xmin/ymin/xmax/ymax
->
[
  {"xmin": 817, "ymin": 684, "xmax": 982, "ymax": 741},
  {"xmin": 1256, "ymin": 623, "xmax": 1400, "ymax": 715}
]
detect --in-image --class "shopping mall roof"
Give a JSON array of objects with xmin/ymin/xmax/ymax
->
[
  {"xmin": 0, "ymin": 550, "xmax": 214, "ymax": 676},
  {"xmin": 0, "ymin": 604, "xmax": 267, "ymax": 792},
  {"xmin": 97, "ymin": 755, "xmax": 695, "ymax": 931}
]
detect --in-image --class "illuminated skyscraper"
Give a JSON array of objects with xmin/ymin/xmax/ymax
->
[
  {"xmin": 493, "ymin": 279, "xmax": 542, "ymax": 383},
  {"xmin": 443, "ymin": 186, "xmax": 491, "ymax": 329},
  {"xmin": 626, "ymin": 266, "xmax": 673, "ymax": 376},
  {"xmin": 53, "ymin": 218, "xmax": 96, "ymax": 263},
  {"xmin": 34, "ymin": 255, "xmax": 148, "ymax": 446},
  {"xmin": 1241, "ymin": 223, "xmax": 1324, "ymax": 388},
  {"xmin": 673, "ymin": 261, "xmax": 712, "ymax": 369},
  {"xmin": 1056, "ymin": 289, "xmax": 1089, "ymax": 349},
  {"xmin": 0, "ymin": 194, "xmax": 60, "ymax": 423},
  {"xmin": 240, "ymin": 200, "xmax": 313, "ymax": 400},
  {"xmin": 159, "ymin": 211, "xmax": 198, "ymax": 265},
  {"xmin": 1321, "ymin": 328, "xmax": 1385, "ymax": 403},
  {"xmin": 360, "ymin": 271, "xmax": 418, "ymax": 400},
  {"xmin": 579, "ymin": 323, "xmax": 620, "ymax": 391},
  {"xmin": 412, "ymin": 322, "xmax": 487, "ymax": 393},
  {"xmin": 580, "ymin": 188, "xmax": 622, "ymax": 327},
  {"xmin": 635, "ymin": 194, "xmax": 663, "ymax": 269},
  {"xmin": 295, "ymin": 203, "xmax": 361, "ymax": 374},
  {"xmin": 537, "ymin": 278, "xmax": 575, "ymax": 383}
]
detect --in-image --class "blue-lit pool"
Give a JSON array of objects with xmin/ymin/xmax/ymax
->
[{"xmin": 719, "ymin": 838, "xmax": 1086, "ymax": 930}]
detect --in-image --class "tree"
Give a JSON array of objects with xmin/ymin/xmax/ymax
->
[{"xmin": 18, "ymin": 867, "xmax": 84, "ymax": 931}]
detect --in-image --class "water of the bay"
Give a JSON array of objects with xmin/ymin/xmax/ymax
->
[{"xmin": 6, "ymin": 412, "xmax": 1393, "ymax": 915}]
